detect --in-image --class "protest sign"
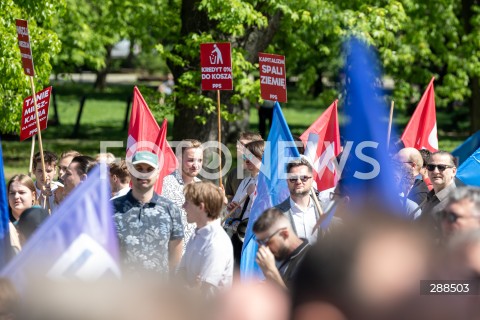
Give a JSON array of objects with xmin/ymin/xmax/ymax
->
[
  {"xmin": 259, "ymin": 53, "xmax": 287, "ymax": 102},
  {"xmin": 200, "ymin": 43, "xmax": 233, "ymax": 91},
  {"xmin": 15, "ymin": 19, "xmax": 35, "ymax": 76},
  {"xmin": 20, "ymin": 86, "xmax": 51, "ymax": 141}
]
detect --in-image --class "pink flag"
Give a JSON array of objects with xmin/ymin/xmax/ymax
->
[
  {"xmin": 127, "ymin": 87, "xmax": 177, "ymax": 193},
  {"xmin": 401, "ymin": 77, "xmax": 438, "ymax": 152},
  {"xmin": 300, "ymin": 100, "xmax": 341, "ymax": 191}
]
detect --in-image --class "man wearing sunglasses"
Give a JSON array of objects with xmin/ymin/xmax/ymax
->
[
  {"xmin": 274, "ymin": 158, "xmax": 323, "ymax": 243},
  {"xmin": 253, "ymin": 208, "xmax": 309, "ymax": 289},
  {"xmin": 440, "ymin": 187, "xmax": 480, "ymax": 239},
  {"xmin": 420, "ymin": 151, "xmax": 458, "ymax": 226}
]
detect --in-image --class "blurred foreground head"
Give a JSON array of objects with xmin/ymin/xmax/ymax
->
[
  {"xmin": 291, "ymin": 211, "xmax": 432, "ymax": 320},
  {"xmin": 213, "ymin": 281, "xmax": 289, "ymax": 320},
  {"xmin": 20, "ymin": 277, "xmax": 210, "ymax": 320}
]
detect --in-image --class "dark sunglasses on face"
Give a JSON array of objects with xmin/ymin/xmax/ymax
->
[
  {"xmin": 426, "ymin": 164, "xmax": 455, "ymax": 172},
  {"xmin": 288, "ymin": 175, "xmax": 312, "ymax": 183}
]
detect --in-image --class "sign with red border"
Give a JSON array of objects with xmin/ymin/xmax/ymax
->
[
  {"xmin": 15, "ymin": 19, "xmax": 35, "ymax": 76},
  {"xmin": 20, "ymin": 86, "xmax": 52, "ymax": 141},
  {"xmin": 200, "ymin": 43, "xmax": 233, "ymax": 91},
  {"xmin": 259, "ymin": 52, "xmax": 287, "ymax": 102}
]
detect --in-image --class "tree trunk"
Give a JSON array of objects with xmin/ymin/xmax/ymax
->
[
  {"xmin": 471, "ymin": 77, "xmax": 480, "ymax": 134},
  {"xmin": 94, "ymin": 45, "xmax": 113, "ymax": 91}
]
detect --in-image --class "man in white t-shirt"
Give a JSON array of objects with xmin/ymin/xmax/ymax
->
[{"xmin": 178, "ymin": 181, "xmax": 233, "ymax": 297}]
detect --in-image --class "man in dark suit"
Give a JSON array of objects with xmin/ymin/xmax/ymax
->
[
  {"xmin": 396, "ymin": 148, "xmax": 429, "ymax": 206},
  {"xmin": 274, "ymin": 158, "xmax": 334, "ymax": 244}
]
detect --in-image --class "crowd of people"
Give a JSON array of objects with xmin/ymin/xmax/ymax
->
[{"xmin": 4, "ymin": 132, "xmax": 480, "ymax": 319}]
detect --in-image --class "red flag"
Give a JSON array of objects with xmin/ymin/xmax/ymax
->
[
  {"xmin": 401, "ymin": 77, "xmax": 438, "ymax": 152},
  {"xmin": 300, "ymin": 100, "xmax": 341, "ymax": 191},
  {"xmin": 127, "ymin": 87, "xmax": 178, "ymax": 193}
]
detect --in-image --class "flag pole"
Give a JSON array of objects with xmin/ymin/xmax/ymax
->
[
  {"xmin": 28, "ymin": 76, "xmax": 47, "ymax": 209},
  {"xmin": 387, "ymin": 100, "xmax": 394, "ymax": 148},
  {"xmin": 28, "ymin": 134, "xmax": 36, "ymax": 177},
  {"xmin": 217, "ymin": 89, "xmax": 223, "ymax": 188}
]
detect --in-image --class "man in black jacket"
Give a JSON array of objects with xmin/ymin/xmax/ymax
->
[
  {"xmin": 396, "ymin": 147, "xmax": 429, "ymax": 206},
  {"xmin": 254, "ymin": 208, "xmax": 310, "ymax": 290}
]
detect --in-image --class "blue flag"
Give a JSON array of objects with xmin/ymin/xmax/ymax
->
[
  {"xmin": 341, "ymin": 38, "xmax": 401, "ymax": 212},
  {"xmin": 456, "ymin": 146, "xmax": 480, "ymax": 187},
  {"xmin": 452, "ymin": 130, "xmax": 480, "ymax": 166},
  {"xmin": 240, "ymin": 102, "xmax": 300, "ymax": 280},
  {"xmin": 0, "ymin": 139, "xmax": 12, "ymax": 268},
  {"xmin": 1, "ymin": 164, "xmax": 121, "ymax": 289}
]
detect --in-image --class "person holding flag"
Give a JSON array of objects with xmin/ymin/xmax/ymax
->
[{"xmin": 32, "ymin": 151, "xmax": 59, "ymax": 211}]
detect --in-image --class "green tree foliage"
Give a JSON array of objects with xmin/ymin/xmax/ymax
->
[
  {"xmin": 2, "ymin": 0, "xmax": 479, "ymax": 135},
  {"xmin": 279, "ymin": 0, "xmax": 480, "ymax": 132},
  {"xmin": 0, "ymin": 0, "xmax": 64, "ymax": 133}
]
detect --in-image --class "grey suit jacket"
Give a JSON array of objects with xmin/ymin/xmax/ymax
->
[{"xmin": 274, "ymin": 196, "xmax": 341, "ymax": 240}]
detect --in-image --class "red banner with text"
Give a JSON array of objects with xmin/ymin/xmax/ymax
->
[
  {"xmin": 259, "ymin": 52, "xmax": 287, "ymax": 102},
  {"xmin": 200, "ymin": 43, "xmax": 233, "ymax": 91},
  {"xmin": 20, "ymin": 86, "xmax": 52, "ymax": 141},
  {"xmin": 15, "ymin": 19, "xmax": 35, "ymax": 76}
]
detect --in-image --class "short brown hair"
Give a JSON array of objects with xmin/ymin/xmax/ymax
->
[
  {"xmin": 32, "ymin": 150, "xmax": 58, "ymax": 170},
  {"xmin": 253, "ymin": 208, "xmax": 286, "ymax": 233},
  {"xmin": 184, "ymin": 182, "xmax": 225, "ymax": 219},
  {"xmin": 239, "ymin": 132, "xmax": 262, "ymax": 142},
  {"xmin": 286, "ymin": 158, "xmax": 313, "ymax": 174},
  {"xmin": 245, "ymin": 140, "xmax": 265, "ymax": 159},
  {"xmin": 109, "ymin": 160, "xmax": 130, "ymax": 184},
  {"xmin": 430, "ymin": 151, "xmax": 457, "ymax": 167},
  {"xmin": 71, "ymin": 156, "xmax": 97, "ymax": 175}
]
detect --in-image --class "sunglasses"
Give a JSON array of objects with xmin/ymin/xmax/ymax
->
[
  {"xmin": 256, "ymin": 227, "xmax": 286, "ymax": 246},
  {"xmin": 426, "ymin": 164, "xmax": 455, "ymax": 172},
  {"xmin": 288, "ymin": 175, "xmax": 312, "ymax": 183}
]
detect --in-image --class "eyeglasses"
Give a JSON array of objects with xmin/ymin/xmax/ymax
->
[
  {"xmin": 426, "ymin": 164, "xmax": 455, "ymax": 172},
  {"xmin": 288, "ymin": 175, "xmax": 312, "ymax": 183},
  {"xmin": 329, "ymin": 192, "xmax": 343, "ymax": 200},
  {"xmin": 256, "ymin": 227, "xmax": 287, "ymax": 246}
]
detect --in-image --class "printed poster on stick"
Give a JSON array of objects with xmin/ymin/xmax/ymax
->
[
  {"xmin": 259, "ymin": 53, "xmax": 287, "ymax": 102},
  {"xmin": 15, "ymin": 19, "xmax": 35, "ymax": 76},
  {"xmin": 200, "ymin": 43, "xmax": 233, "ymax": 91},
  {"xmin": 20, "ymin": 86, "xmax": 52, "ymax": 141}
]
